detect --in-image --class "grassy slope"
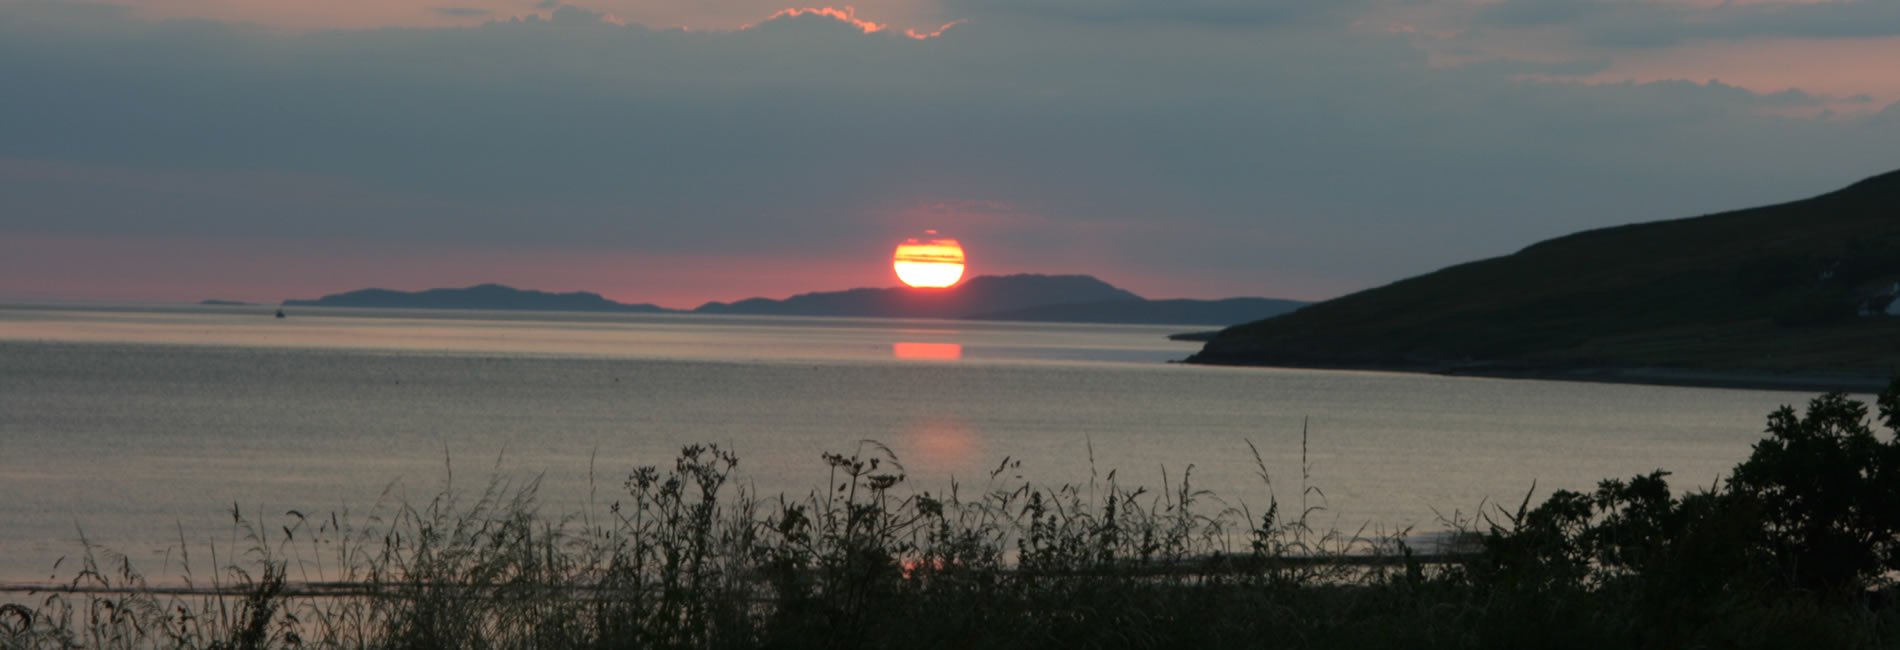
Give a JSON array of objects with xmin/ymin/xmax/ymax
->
[{"xmin": 1190, "ymin": 169, "xmax": 1900, "ymax": 377}]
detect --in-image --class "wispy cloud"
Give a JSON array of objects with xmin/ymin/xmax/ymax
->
[
  {"xmin": 431, "ymin": 7, "xmax": 493, "ymax": 17},
  {"xmin": 744, "ymin": 7, "xmax": 964, "ymax": 39},
  {"xmin": 943, "ymin": 0, "xmax": 1371, "ymax": 27}
]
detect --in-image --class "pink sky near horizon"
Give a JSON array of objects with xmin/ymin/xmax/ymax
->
[
  {"xmin": 0, "ymin": 235, "xmax": 1305, "ymax": 308},
  {"xmin": 0, "ymin": 236, "xmax": 901, "ymax": 309},
  {"xmin": 0, "ymin": 155, "xmax": 1331, "ymax": 306}
]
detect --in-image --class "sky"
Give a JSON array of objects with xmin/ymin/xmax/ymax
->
[{"xmin": 2, "ymin": 0, "xmax": 1897, "ymax": 308}]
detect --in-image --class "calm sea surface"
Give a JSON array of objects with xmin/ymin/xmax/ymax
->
[{"xmin": 0, "ymin": 303, "xmax": 1835, "ymax": 585}]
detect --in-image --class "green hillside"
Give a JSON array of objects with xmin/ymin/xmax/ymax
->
[{"xmin": 1189, "ymin": 169, "xmax": 1900, "ymax": 384}]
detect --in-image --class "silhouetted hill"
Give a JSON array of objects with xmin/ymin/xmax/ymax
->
[
  {"xmin": 692, "ymin": 274, "xmax": 1142, "ymax": 319},
  {"xmin": 278, "ymin": 276, "xmax": 1310, "ymax": 327},
  {"xmin": 969, "ymin": 297, "xmax": 1307, "ymax": 326},
  {"xmin": 283, "ymin": 284, "xmax": 669, "ymax": 312},
  {"xmin": 1189, "ymin": 169, "xmax": 1900, "ymax": 389}
]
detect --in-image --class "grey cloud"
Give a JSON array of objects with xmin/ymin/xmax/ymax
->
[
  {"xmin": 0, "ymin": 0, "xmax": 1894, "ymax": 296},
  {"xmin": 940, "ymin": 0, "xmax": 1371, "ymax": 27},
  {"xmin": 1613, "ymin": 79, "xmax": 1830, "ymax": 109},
  {"xmin": 1480, "ymin": 0, "xmax": 1900, "ymax": 47},
  {"xmin": 1476, "ymin": 0, "xmax": 1601, "ymax": 27},
  {"xmin": 1700, "ymin": 1, "xmax": 1900, "ymax": 41},
  {"xmin": 1877, "ymin": 99, "xmax": 1900, "ymax": 124},
  {"xmin": 1455, "ymin": 57, "xmax": 1613, "ymax": 78},
  {"xmin": 431, "ymin": 7, "xmax": 492, "ymax": 17}
]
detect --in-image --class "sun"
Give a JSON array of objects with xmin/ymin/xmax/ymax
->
[{"xmin": 892, "ymin": 231, "xmax": 966, "ymax": 288}]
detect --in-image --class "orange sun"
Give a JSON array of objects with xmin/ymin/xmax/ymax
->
[{"xmin": 892, "ymin": 231, "xmax": 966, "ymax": 288}]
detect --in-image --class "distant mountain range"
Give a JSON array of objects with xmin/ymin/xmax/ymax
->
[
  {"xmin": 1188, "ymin": 168, "xmax": 1900, "ymax": 390},
  {"xmin": 280, "ymin": 274, "xmax": 1309, "ymax": 326},
  {"xmin": 284, "ymin": 284, "xmax": 669, "ymax": 313},
  {"xmin": 693, "ymin": 274, "xmax": 1140, "ymax": 319}
]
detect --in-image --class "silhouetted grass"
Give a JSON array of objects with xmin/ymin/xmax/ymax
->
[{"xmin": 11, "ymin": 385, "xmax": 1900, "ymax": 649}]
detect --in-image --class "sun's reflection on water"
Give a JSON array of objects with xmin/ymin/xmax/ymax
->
[
  {"xmin": 901, "ymin": 416, "xmax": 981, "ymax": 472},
  {"xmin": 891, "ymin": 341, "xmax": 961, "ymax": 360}
]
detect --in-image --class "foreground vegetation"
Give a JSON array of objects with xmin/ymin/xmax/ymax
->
[{"xmin": 9, "ymin": 381, "xmax": 1900, "ymax": 649}]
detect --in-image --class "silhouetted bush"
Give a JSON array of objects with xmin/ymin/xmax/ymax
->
[
  {"xmin": 1476, "ymin": 378, "xmax": 1900, "ymax": 605},
  {"xmin": 1730, "ymin": 384, "xmax": 1900, "ymax": 590}
]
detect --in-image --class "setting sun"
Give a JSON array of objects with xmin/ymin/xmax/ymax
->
[{"xmin": 892, "ymin": 231, "xmax": 966, "ymax": 288}]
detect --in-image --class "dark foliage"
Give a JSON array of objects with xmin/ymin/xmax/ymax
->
[
  {"xmin": 1730, "ymin": 383, "xmax": 1900, "ymax": 589},
  {"xmin": 1465, "ymin": 378, "xmax": 1900, "ymax": 648}
]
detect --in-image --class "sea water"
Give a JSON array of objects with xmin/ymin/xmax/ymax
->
[{"xmin": 0, "ymin": 304, "xmax": 1826, "ymax": 585}]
